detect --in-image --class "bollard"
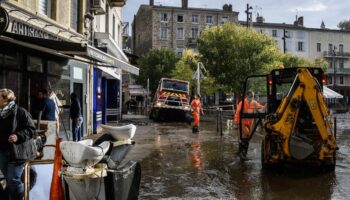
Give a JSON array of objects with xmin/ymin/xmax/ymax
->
[
  {"xmin": 216, "ymin": 108, "xmax": 219, "ymax": 133},
  {"xmin": 334, "ymin": 117, "xmax": 337, "ymax": 139},
  {"xmin": 220, "ymin": 108, "xmax": 223, "ymax": 136}
]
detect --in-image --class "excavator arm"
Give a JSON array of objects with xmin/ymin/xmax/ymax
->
[{"xmin": 265, "ymin": 68, "xmax": 337, "ymax": 160}]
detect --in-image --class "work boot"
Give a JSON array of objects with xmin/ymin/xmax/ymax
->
[
  {"xmin": 238, "ymin": 140, "xmax": 249, "ymax": 160},
  {"xmin": 192, "ymin": 126, "xmax": 199, "ymax": 133}
]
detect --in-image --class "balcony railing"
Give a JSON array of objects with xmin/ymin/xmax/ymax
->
[
  {"xmin": 187, "ymin": 38, "xmax": 197, "ymax": 46},
  {"xmin": 323, "ymin": 51, "xmax": 350, "ymax": 58},
  {"xmin": 326, "ymin": 68, "xmax": 350, "ymax": 74},
  {"xmin": 109, "ymin": 0, "xmax": 127, "ymax": 7}
]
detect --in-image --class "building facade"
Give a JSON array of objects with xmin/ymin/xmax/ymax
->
[
  {"xmin": 0, "ymin": 0, "xmax": 136, "ymax": 136},
  {"xmin": 243, "ymin": 17, "xmax": 350, "ymax": 106},
  {"xmin": 132, "ymin": 0, "xmax": 239, "ymax": 56}
]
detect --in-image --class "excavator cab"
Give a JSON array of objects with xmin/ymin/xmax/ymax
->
[{"xmin": 239, "ymin": 67, "xmax": 337, "ymax": 170}]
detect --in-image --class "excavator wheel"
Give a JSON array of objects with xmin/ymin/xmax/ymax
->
[
  {"xmin": 321, "ymin": 152, "xmax": 336, "ymax": 172},
  {"xmin": 261, "ymin": 137, "xmax": 281, "ymax": 169}
]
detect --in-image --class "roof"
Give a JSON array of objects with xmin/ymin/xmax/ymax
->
[
  {"xmin": 240, "ymin": 21, "xmax": 350, "ymax": 34},
  {"xmin": 140, "ymin": 4, "xmax": 239, "ymax": 15},
  {"xmin": 323, "ymin": 86, "xmax": 343, "ymax": 99}
]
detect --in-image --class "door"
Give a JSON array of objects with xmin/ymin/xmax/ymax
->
[{"xmin": 28, "ymin": 74, "xmax": 46, "ymax": 119}]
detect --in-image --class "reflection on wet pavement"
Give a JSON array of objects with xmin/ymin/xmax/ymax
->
[{"xmin": 130, "ymin": 120, "xmax": 350, "ymax": 200}]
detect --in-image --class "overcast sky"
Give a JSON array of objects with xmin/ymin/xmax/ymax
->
[{"xmin": 122, "ymin": 0, "xmax": 350, "ymax": 30}]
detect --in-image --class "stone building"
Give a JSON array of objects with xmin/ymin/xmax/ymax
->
[
  {"xmin": 132, "ymin": 0, "xmax": 239, "ymax": 56},
  {"xmin": 0, "ymin": 0, "xmax": 137, "ymax": 136},
  {"xmin": 241, "ymin": 17, "xmax": 350, "ymax": 106}
]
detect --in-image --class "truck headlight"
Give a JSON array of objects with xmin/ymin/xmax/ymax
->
[
  {"xmin": 156, "ymin": 102, "xmax": 163, "ymax": 107},
  {"xmin": 184, "ymin": 105, "xmax": 191, "ymax": 110}
]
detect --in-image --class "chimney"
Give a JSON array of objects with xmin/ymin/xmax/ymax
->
[
  {"xmin": 182, "ymin": 0, "xmax": 188, "ymax": 9},
  {"xmin": 223, "ymin": 4, "xmax": 229, "ymax": 11},
  {"xmin": 298, "ymin": 16, "xmax": 304, "ymax": 26},
  {"xmin": 256, "ymin": 16, "xmax": 264, "ymax": 23},
  {"xmin": 150, "ymin": 0, "xmax": 154, "ymax": 6}
]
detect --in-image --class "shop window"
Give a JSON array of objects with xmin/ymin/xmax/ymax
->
[
  {"xmin": 0, "ymin": 71, "xmax": 23, "ymax": 106},
  {"xmin": 0, "ymin": 51, "xmax": 21, "ymax": 70},
  {"xmin": 70, "ymin": 0, "xmax": 80, "ymax": 31},
  {"xmin": 27, "ymin": 56, "xmax": 43, "ymax": 72},
  {"xmin": 48, "ymin": 77, "xmax": 70, "ymax": 130},
  {"xmin": 48, "ymin": 60, "xmax": 69, "ymax": 76}
]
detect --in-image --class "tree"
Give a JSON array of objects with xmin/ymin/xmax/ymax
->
[
  {"xmin": 197, "ymin": 23, "xmax": 281, "ymax": 94},
  {"xmin": 338, "ymin": 19, "xmax": 350, "ymax": 31},
  {"xmin": 171, "ymin": 49, "xmax": 219, "ymax": 97},
  {"xmin": 278, "ymin": 53, "xmax": 311, "ymax": 68},
  {"xmin": 136, "ymin": 48, "xmax": 178, "ymax": 95}
]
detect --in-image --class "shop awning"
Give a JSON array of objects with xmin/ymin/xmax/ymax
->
[
  {"xmin": 0, "ymin": 32, "xmax": 139, "ymax": 75},
  {"xmin": 323, "ymin": 86, "xmax": 343, "ymax": 99},
  {"xmin": 98, "ymin": 67, "xmax": 120, "ymax": 79}
]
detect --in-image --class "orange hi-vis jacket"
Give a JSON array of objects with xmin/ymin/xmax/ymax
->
[
  {"xmin": 234, "ymin": 98, "xmax": 263, "ymax": 126},
  {"xmin": 191, "ymin": 98, "xmax": 202, "ymax": 126}
]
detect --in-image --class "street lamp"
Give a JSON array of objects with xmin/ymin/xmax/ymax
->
[
  {"xmin": 282, "ymin": 23, "xmax": 289, "ymax": 54},
  {"xmin": 245, "ymin": 4, "xmax": 253, "ymax": 28}
]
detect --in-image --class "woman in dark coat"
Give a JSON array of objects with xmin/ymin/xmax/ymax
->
[{"xmin": 0, "ymin": 88, "xmax": 36, "ymax": 200}]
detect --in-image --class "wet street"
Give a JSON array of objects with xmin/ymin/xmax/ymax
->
[{"xmin": 124, "ymin": 116, "xmax": 350, "ymax": 200}]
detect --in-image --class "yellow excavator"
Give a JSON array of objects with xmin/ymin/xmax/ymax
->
[{"xmin": 238, "ymin": 67, "xmax": 338, "ymax": 170}]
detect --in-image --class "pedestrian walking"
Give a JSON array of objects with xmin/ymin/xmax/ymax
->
[
  {"xmin": 70, "ymin": 93, "xmax": 83, "ymax": 141},
  {"xmin": 38, "ymin": 89, "xmax": 56, "ymax": 121},
  {"xmin": 0, "ymin": 88, "xmax": 36, "ymax": 200},
  {"xmin": 191, "ymin": 94, "xmax": 204, "ymax": 133}
]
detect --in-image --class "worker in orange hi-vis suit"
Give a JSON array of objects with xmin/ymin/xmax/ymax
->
[
  {"xmin": 191, "ymin": 94, "xmax": 204, "ymax": 133},
  {"xmin": 234, "ymin": 91, "xmax": 265, "ymax": 159}
]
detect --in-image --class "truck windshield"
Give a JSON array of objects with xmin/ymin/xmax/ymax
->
[{"xmin": 162, "ymin": 80, "xmax": 188, "ymax": 93}]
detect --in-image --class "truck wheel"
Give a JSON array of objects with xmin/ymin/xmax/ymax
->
[{"xmin": 152, "ymin": 109, "xmax": 159, "ymax": 121}]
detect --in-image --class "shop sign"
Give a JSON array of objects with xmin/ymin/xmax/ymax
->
[
  {"xmin": 0, "ymin": 7, "xmax": 9, "ymax": 35},
  {"xmin": 87, "ymin": 46, "xmax": 115, "ymax": 66},
  {"xmin": 10, "ymin": 20, "xmax": 61, "ymax": 40}
]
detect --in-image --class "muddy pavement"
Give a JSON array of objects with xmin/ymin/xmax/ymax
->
[{"xmin": 123, "ymin": 117, "xmax": 350, "ymax": 200}]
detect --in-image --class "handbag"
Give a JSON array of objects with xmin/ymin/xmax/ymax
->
[
  {"xmin": 10, "ymin": 106, "xmax": 38, "ymax": 161},
  {"xmin": 10, "ymin": 138, "xmax": 37, "ymax": 161}
]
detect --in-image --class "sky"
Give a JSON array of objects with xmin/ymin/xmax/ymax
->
[{"xmin": 122, "ymin": 0, "xmax": 350, "ymax": 30}]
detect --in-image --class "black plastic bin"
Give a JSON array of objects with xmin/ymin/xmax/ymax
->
[{"xmin": 105, "ymin": 161, "xmax": 141, "ymax": 200}]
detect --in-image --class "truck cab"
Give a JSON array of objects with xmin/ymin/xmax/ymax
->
[{"xmin": 150, "ymin": 78, "xmax": 191, "ymax": 121}]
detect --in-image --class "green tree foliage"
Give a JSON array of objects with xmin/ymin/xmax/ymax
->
[
  {"xmin": 136, "ymin": 48, "xmax": 178, "ymax": 95},
  {"xmin": 338, "ymin": 19, "xmax": 350, "ymax": 31},
  {"xmin": 171, "ymin": 49, "xmax": 219, "ymax": 96},
  {"xmin": 279, "ymin": 53, "xmax": 311, "ymax": 68},
  {"xmin": 197, "ymin": 23, "xmax": 281, "ymax": 93}
]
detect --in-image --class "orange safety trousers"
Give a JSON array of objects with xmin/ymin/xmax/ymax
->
[{"xmin": 191, "ymin": 99, "xmax": 202, "ymax": 126}]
